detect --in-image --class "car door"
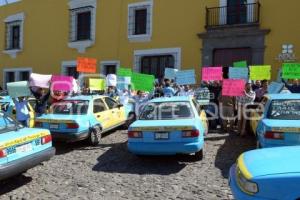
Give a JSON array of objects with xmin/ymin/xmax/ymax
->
[
  {"xmin": 93, "ymin": 98, "xmax": 111, "ymax": 130},
  {"xmin": 104, "ymin": 97, "xmax": 125, "ymax": 126}
]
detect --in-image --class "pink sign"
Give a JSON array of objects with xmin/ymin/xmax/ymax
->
[
  {"xmin": 29, "ymin": 73, "xmax": 52, "ymax": 88},
  {"xmin": 51, "ymin": 75, "xmax": 73, "ymax": 92},
  {"xmin": 222, "ymin": 79, "xmax": 245, "ymax": 97},
  {"xmin": 202, "ymin": 67, "xmax": 223, "ymax": 81}
]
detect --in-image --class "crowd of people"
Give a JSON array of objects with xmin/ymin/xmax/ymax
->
[{"xmin": 2, "ymin": 77, "xmax": 300, "ymax": 136}]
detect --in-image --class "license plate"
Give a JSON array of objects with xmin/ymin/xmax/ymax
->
[
  {"xmin": 16, "ymin": 143, "xmax": 32, "ymax": 154},
  {"xmin": 155, "ymin": 132, "xmax": 169, "ymax": 140},
  {"xmin": 50, "ymin": 124, "xmax": 59, "ymax": 129}
]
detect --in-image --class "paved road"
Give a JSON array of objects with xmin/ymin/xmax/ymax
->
[{"xmin": 0, "ymin": 129, "xmax": 255, "ymax": 200}]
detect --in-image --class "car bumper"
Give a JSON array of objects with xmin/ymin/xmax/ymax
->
[
  {"xmin": 229, "ymin": 165, "xmax": 266, "ymax": 200},
  {"xmin": 51, "ymin": 130, "xmax": 89, "ymax": 142},
  {"xmin": 0, "ymin": 147, "xmax": 55, "ymax": 181},
  {"xmin": 127, "ymin": 141, "xmax": 203, "ymax": 155}
]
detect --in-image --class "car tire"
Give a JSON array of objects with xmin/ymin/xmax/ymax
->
[
  {"xmin": 195, "ymin": 149, "xmax": 204, "ymax": 161},
  {"xmin": 88, "ymin": 126, "xmax": 102, "ymax": 146}
]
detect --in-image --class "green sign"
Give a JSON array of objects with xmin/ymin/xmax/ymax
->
[
  {"xmin": 233, "ymin": 61, "xmax": 247, "ymax": 68},
  {"xmin": 250, "ymin": 65, "xmax": 271, "ymax": 80},
  {"xmin": 117, "ymin": 67, "xmax": 132, "ymax": 77},
  {"xmin": 282, "ymin": 63, "xmax": 300, "ymax": 79},
  {"xmin": 131, "ymin": 72, "xmax": 155, "ymax": 92}
]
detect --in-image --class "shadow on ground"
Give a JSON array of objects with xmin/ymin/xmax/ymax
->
[
  {"xmin": 215, "ymin": 132, "xmax": 256, "ymax": 178},
  {"xmin": 0, "ymin": 175, "xmax": 32, "ymax": 195},
  {"xmin": 92, "ymin": 141, "xmax": 199, "ymax": 175}
]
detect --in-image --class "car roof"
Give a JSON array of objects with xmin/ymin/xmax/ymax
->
[
  {"xmin": 265, "ymin": 93, "xmax": 300, "ymax": 100},
  {"xmin": 149, "ymin": 96, "xmax": 192, "ymax": 103},
  {"xmin": 65, "ymin": 95, "xmax": 107, "ymax": 101}
]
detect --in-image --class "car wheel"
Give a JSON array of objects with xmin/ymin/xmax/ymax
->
[
  {"xmin": 88, "ymin": 126, "xmax": 102, "ymax": 146},
  {"xmin": 194, "ymin": 149, "xmax": 204, "ymax": 161}
]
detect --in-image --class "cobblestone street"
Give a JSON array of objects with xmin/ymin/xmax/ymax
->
[{"xmin": 0, "ymin": 129, "xmax": 256, "ymax": 200}]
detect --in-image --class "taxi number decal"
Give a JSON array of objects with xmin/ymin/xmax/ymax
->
[
  {"xmin": 131, "ymin": 126, "xmax": 194, "ymax": 132},
  {"xmin": 272, "ymin": 127, "xmax": 300, "ymax": 132}
]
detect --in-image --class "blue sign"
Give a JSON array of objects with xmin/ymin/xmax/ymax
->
[
  {"xmin": 229, "ymin": 67, "xmax": 249, "ymax": 81},
  {"xmin": 175, "ymin": 69, "xmax": 196, "ymax": 85}
]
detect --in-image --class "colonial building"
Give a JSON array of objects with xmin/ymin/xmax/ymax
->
[{"xmin": 0, "ymin": 0, "xmax": 299, "ymax": 88}]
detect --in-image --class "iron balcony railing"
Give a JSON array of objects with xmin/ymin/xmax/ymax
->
[{"xmin": 206, "ymin": 2, "xmax": 260, "ymax": 29}]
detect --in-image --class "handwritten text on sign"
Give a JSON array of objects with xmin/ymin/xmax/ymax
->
[
  {"xmin": 222, "ymin": 79, "xmax": 245, "ymax": 97},
  {"xmin": 229, "ymin": 67, "xmax": 249, "ymax": 80},
  {"xmin": 175, "ymin": 69, "xmax": 196, "ymax": 85},
  {"xmin": 282, "ymin": 63, "xmax": 300, "ymax": 79},
  {"xmin": 250, "ymin": 65, "xmax": 271, "ymax": 80},
  {"xmin": 77, "ymin": 57, "xmax": 97, "ymax": 73},
  {"xmin": 202, "ymin": 67, "xmax": 223, "ymax": 81},
  {"xmin": 51, "ymin": 75, "xmax": 73, "ymax": 92}
]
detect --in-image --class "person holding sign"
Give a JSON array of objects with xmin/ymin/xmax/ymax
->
[
  {"xmin": 163, "ymin": 80, "xmax": 175, "ymax": 97},
  {"xmin": 255, "ymin": 80, "xmax": 268, "ymax": 102},
  {"xmin": 12, "ymin": 97, "xmax": 30, "ymax": 127},
  {"xmin": 283, "ymin": 79, "xmax": 300, "ymax": 93}
]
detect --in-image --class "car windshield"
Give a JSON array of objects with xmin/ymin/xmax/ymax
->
[
  {"xmin": 267, "ymin": 100, "xmax": 300, "ymax": 120},
  {"xmin": 139, "ymin": 102, "xmax": 194, "ymax": 120},
  {"xmin": 0, "ymin": 113, "xmax": 22, "ymax": 133},
  {"xmin": 50, "ymin": 100, "xmax": 89, "ymax": 115}
]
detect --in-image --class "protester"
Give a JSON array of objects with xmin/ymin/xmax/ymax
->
[
  {"xmin": 255, "ymin": 80, "xmax": 268, "ymax": 102},
  {"xmin": 152, "ymin": 83, "xmax": 164, "ymax": 98},
  {"xmin": 12, "ymin": 97, "xmax": 30, "ymax": 127},
  {"xmin": 178, "ymin": 85, "xmax": 194, "ymax": 97},
  {"xmin": 252, "ymin": 80, "xmax": 261, "ymax": 91},
  {"xmin": 236, "ymin": 82, "xmax": 256, "ymax": 136},
  {"xmin": 30, "ymin": 87, "xmax": 51, "ymax": 116},
  {"xmin": 106, "ymin": 86, "xmax": 118, "ymax": 98},
  {"xmin": 163, "ymin": 79, "xmax": 175, "ymax": 97},
  {"xmin": 219, "ymin": 95, "xmax": 235, "ymax": 133},
  {"xmin": 283, "ymin": 79, "xmax": 300, "ymax": 93}
]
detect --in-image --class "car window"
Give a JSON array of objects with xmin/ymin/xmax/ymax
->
[
  {"xmin": 140, "ymin": 102, "xmax": 194, "ymax": 120},
  {"xmin": 93, "ymin": 99, "xmax": 107, "ymax": 113},
  {"xmin": 192, "ymin": 99, "xmax": 201, "ymax": 115},
  {"xmin": 267, "ymin": 100, "xmax": 300, "ymax": 120},
  {"xmin": 51, "ymin": 100, "xmax": 89, "ymax": 115},
  {"xmin": 0, "ymin": 113, "xmax": 21, "ymax": 133},
  {"xmin": 104, "ymin": 97, "xmax": 118, "ymax": 110}
]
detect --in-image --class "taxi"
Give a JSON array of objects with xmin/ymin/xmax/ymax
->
[
  {"xmin": 229, "ymin": 146, "xmax": 300, "ymax": 200},
  {"xmin": 0, "ymin": 96, "xmax": 36, "ymax": 128},
  {"xmin": 127, "ymin": 96, "xmax": 208, "ymax": 160},
  {"xmin": 35, "ymin": 95, "xmax": 132, "ymax": 146},
  {"xmin": 0, "ymin": 112, "xmax": 55, "ymax": 181},
  {"xmin": 250, "ymin": 94, "xmax": 300, "ymax": 148}
]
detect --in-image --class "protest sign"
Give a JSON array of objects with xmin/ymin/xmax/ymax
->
[
  {"xmin": 29, "ymin": 73, "xmax": 52, "ymax": 88},
  {"xmin": 106, "ymin": 74, "xmax": 117, "ymax": 87},
  {"xmin": 282, "ymin": 63, "xmax": 300, "ymax": 79},
  {"xmin": 229, "ymin": 67, "xmax": 249, "ymax": 81},
  {"xmin": 249, "ymin": 65, "xmax": 271, "ymax": 80},
  {"xmin": 51, "ymin": 75, "xmax": 73, "ymax": 92},
  {"xmin": 222, "ymin": 79, "xmax": 245, "ymax": 97},
  {"xmin": 132, "ymin": 72, "xmax": 155, "ymax": 92},
  {"xmin": 117, "ymin": 77, "xmax": 131, "ymax": 90},
  {"xmin": 233, "ymin": 60, "xmax": 247, "ymax": 68},
  {"xmin": 117, "ymin": 67, "xmax": 132, "ymax": 77},
  {"xmin": 202, "ymin": 67, "xmax": 223, "ymax": 81},
  {"xmin": 268, "ymin": 82, "xmax": 284, "ymax": 94},
  {"xmin": 77, "ymin": 57, "xmax": 97, "ymax": 73},
  {"xmin": 7, "ymin": 81, "xmax": 31, "ymax": 98},
  {"xmin": 164, "ymin": 68, "xmax": 178, "ymax": 80},
  {"xmin": 89, "ymin": 79, "xmax": 106, "ymax": 91},
  {"xmin": 175, "ymin": 69, "xmax": 196, "ymax": 85}
]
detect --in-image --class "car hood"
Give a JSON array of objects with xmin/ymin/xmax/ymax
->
[
  {"xmin": 130, "ymin": 118, "xmax": 198, "ymax": 131},
  {"xmin": 243, "ymin": 146, "xmax": 300, "ymax": 178},
  {"xmin": 263, "ymin": 119, "xmax": 300, "ymax": 131}
]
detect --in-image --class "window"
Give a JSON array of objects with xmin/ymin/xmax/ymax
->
[
  {"xmin": 141, "ymin": 55, "xmax": 175, "ymax": 79},
  {"xmin": 70, "ymin": 7, "xmax": 93, "ymax": 42},
  {"xmin": 100, "ymin": 61, "xmax": 120, "ymax": 76},
  {"xmin": 65, "ymin": 66, "xmax": 79, "ymax": 79},
  {"xmin": 6, "ymin": 72, "xmax": 15, "ymax": 83},
  {"xmin": 93, "ymin": 99, "xmax": 106, "ymax": 113},
  {"xmin": 128, "ymin": 1, "xmax": 153, "ymax": 41},
  {"xmin": 3, "ymin": 68, "xmax": 32, "ymax": 88},
  {"xmin": 104, "ymin": 97, "xmax": 118, "ymax": 110},
  {"xmin": 20, "ymin": 71, "xmax": 29, "ymax": 81}
]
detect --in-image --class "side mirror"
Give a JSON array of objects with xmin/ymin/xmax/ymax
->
[{"xmin": 118, "ymin": 104, "xmax": 123, "ymax": 109}]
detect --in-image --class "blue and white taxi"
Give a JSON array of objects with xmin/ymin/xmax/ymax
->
[
  {"xmin": 127, "ymin": 96, "xmax": 208, "ymax": 160},
  {"xmin": 251, "ymin": 94, "xmax": 300, "ymax": 148},
  {"xmin": 0, "ymin": 112, "xmax": 55, "ymax": 181},
  {"xmin": 229, "ymin": 146, "xmax": 300, "ymax": 200},
  {"xmin": 35, "ymin": 95, "xmax": 134, "ymax": 146}
]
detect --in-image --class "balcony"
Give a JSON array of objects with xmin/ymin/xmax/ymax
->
[{"xmin": 205, "ymin": 2, "xmax": 260, "ymax": 29}]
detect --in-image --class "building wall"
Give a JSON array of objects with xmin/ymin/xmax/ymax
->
[{"xmin": 0, "ymin": 0, "xmax": 299, "ymax": 88}]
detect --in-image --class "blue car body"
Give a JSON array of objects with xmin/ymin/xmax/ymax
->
[
  {"xmin": 128, "ymin": 96, "xmax": 207, "ymax": 158},
  {"xmin": 229, "ymin": 146, "xmax": 300, "ymax": 200},
  {"xmin": 0, "ymin": 113, "xmax": 55, "ymax": 181},
  {"xmin": 35, "ymin": 95, "xmax": 134, "ymax": 143},
  {"xmin": 256, "ymin": 94, "xmax": 300, "ymax": 148}
]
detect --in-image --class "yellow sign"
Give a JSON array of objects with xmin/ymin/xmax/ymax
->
[
  {"xmin": 131, "ymin": 126, "xmax": 194, "ymax": 132},
  {"xmin": 89, "ymin": 79, "xmax": 106, "ymax": 91},
  {"xmin": 250, "ymin": 65, "xmax": 271, "ymax": 80},
  {"xmin": 272, "ymin": 127, "xmax": 300, "ymax": 132},
  {"xmin": 0, "ymin": 132, "xmax": 49, "ymax": 149}
]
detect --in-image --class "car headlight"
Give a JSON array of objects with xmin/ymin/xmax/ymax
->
[{"xmin": 236, "ymin": 166, "xmax": 259, "ymax": 194}]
